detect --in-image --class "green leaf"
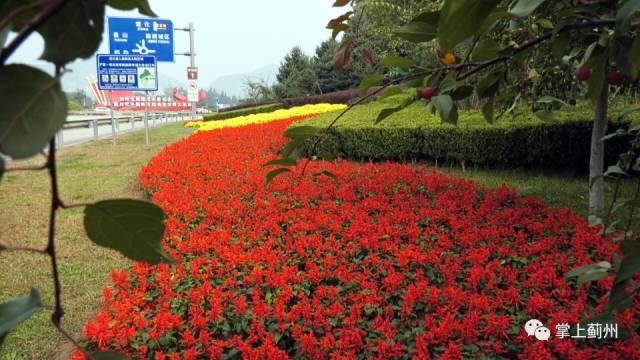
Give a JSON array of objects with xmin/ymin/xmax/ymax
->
[
  {"xmin": 630, "ymin": 36, "xmax": 640, "ymax": 80},
  {"xmin": 0, "ymin": 157, "xmax": 4, "ymax": 184},
  {"xmin": 615, "ymin": 250, "xmax": 640, "ymax": 284},
  {"xmin": 477, "ymin": 7, "xmax": 509, "ymax": 35},
  {"xmin": 482, "ymin": 96, "xmax": 495, "ymax": 123},
  {"xmin": 262, "ymin": 157, "xmax": 297, "ymax": 167},
  {"xmin": 0, "ymin": 289, "xmax": 41, "ymax": 338},
  {"xmin": 265, "ymin": 168, "xmax": 291, "ymax": 184},
  {"xmin": 376, "ymin": 98, "xmax": 415, "ymax": 123},
  {"xmin": 509, "ymin": 0, "xmax": 547, "ymax": 17},
  {"xmin": 535, "ymin": 111, "xmax": 559, "ymax": 121},
  {"xmin": 537, "ymin": 96, "xmax": 569, "ymax": 106},
  {"xmin": 358, "ymin": 75, "xmax": 384, "ymax": 97},
  {"xmin": 107, "ymin": 0, "xmax": 156, "ymax": 17},
  {"xmin": 438, "ymin": 0, "xmax": 501, "ymax": 51},
  {"xmin": 333, "ymin": 0, "xmax": 351, "ymax": 7},
  {"xmin": 92, "ymin": 352, "xmax": 131, "ymax": 360},
  {"xmin": 438, "ymin": 78, "xmax": 458, "ymax": 94},
  {"xmin": 395, "ymin": 11, "xmax": 439, "ymax": 43},
  {"xmin": 605, "ymin": 165, "xmax": 627, "ymax": 177},
  {"xmin": 381, "ymin": 56, "xmax": 415, "ymax": 70},
  {"xmin": 281, "ymin": 139, "xmax": 301, "ymax": 158},
  {"xmin": 0, "ymin": 65, "xmax": 67, "ymax": 159},
  {"xmin": 37, "ymin": 0, "xmax": 105, "ymax": 64},
  {"xmin": 376, "ymin": 106, "xmax": 404, "ymax": 124},
  {"xmin": 537, "ymin": 18, "xmax": 553, "ymax": 29},
  {"xmin": 450, "ymin": 85, "xmax": 474, "ymax": 101},
  {"xmin": 313, "ymin": 170, "xmax": 338, "ymax": 182},
  {"xmin": 577, "ymin": 269, "xmax": 610, "ymax": 286},
  {"xmin": 472, "ymin": 38, "xmax": 501, "ymax": 61},
  {"xmin": 565, "ymin": 264, "xmax": 600, "ymax": 279},
  {"xmin": 380, "ymin": 86, "xmax": 402, "ymax": 100},
  {"xmin": 616, "ymin": 0, "xmax": 640, "ymax": 31},
  {"xmin": 607, "ymin": 280, "xmax": 633, "ymax": 312},
  {"xmin": 284, "ymin": 126, "xmax": 320, "ymax": 139},
  {"xmin": 424, "ymin": 73, "xmax": 442, "ymax": 88},
  {"xmin": 84, "ymin": 199, "xmax": 172, "ymax": 265},
  {"xmin": 476, "ymin": 70, "xmax": 501, "ymax": 99},
  {"xmin": 431, "ymin": 95, "xmax": 454, "ymax": 124}
]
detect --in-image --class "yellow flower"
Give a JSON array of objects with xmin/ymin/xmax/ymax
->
[
  {"xmin": 185, "ymin": 104, "xmax": 347, "ymax": 131},
  {"xmin": 442, "ymin": 52, "xmax": 457, "ymax": 65}
]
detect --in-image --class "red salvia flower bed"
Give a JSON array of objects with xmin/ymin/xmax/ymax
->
[{"xmin": 78, "ymin": 117, "xmax": 640, "ymax": 359}]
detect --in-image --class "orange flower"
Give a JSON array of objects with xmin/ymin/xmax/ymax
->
[{"xmin": 436, "ymin": 48, "xmax": 458, "ymax": 65}]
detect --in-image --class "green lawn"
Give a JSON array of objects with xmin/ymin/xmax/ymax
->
[
  {"xmin": 440, "ymin": 166, "xmax": 635, "ymax": 220},
  {"xmin": 0, "ymin": 123, "xmax": 193, "ymax": 360}
]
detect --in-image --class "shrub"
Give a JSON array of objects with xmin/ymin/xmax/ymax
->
[
  {"xmin": 292, "ymin": 96, "xmax": 635, "ymax": 171},
  {"xmin": 204, "ymin": 103, "xmax": 284, "ymax": 121},
  {"xmin": 68, "ymin": 100, "xmax": 82, "ymax": 111}
]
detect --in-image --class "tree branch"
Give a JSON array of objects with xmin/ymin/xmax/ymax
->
[
  {"xmin": 458, "ymin": 19, "xmax": 616, "ymax": 81},
  {"xmin": 0, "ymin": 244, "xmax": 47, "ymax": 255},
  {"xmin": 0, "ymin": 0, "xmax": 69, "ymax": 65},
  {"xmin": 46, "ymin": 65, "xmax": 64, "ymax": 328},
  {"xmin": 0, "ymin": 0, "xmax": 49, "ymax": 35}
]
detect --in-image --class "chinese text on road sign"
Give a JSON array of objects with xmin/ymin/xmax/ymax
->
[
  {"xmin": 96, "ymin": 55, "xmax": 158, "ymax": 91},
  {"xmin": 108, "ymin": 17, "xmax": 174, "ymax": 62}
]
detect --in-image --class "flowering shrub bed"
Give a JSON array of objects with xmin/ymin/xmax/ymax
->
[
  {"xmin": 78, "ymin": 117, "xmax": 640, "ymax": 359},
  {"xmin": 185, "ymin": 104, "xmax": 345, "ymax": 131}
]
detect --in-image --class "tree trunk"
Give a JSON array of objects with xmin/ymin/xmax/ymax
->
[{"xmin": 589, "ymin": 76, "xmax": 609, "ymax": 216}]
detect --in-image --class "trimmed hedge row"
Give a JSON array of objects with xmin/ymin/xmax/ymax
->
[
  {"xmin": 203, "ymin": 103, "xmax": 284, "ymax": 121},
  {"xmin": 292, "ymin": 96, "xmax": 635, "ymax": 170}
]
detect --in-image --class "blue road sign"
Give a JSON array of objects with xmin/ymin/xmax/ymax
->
[
  {"xmin": 108, "ymin": 17, "xmax": 174, "ymax": 62},
  {"xmin": 96, "ymin": 54, "xmax": 158, "ymax": 91}
]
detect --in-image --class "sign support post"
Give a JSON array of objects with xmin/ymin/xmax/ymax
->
[
  {"xmin": 177, "ymin": 22, "xmax": 197, "ymax": 119},
  {"xmin": 144, "ymin": 91, "xmax": 150, "ymax": 145},
  {"xmin": 189, "ymin": 22, "xmax": 196, "ymax": 119},
  {"xmin": 109, "ymin": 90, "xmax": 116, "ymax": 145},
  {"xmin": 96, "ymin": 54, "xmax": 157, "ymax": 145}
]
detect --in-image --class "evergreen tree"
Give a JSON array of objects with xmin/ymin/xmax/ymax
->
[
  {"xmin": 275, "ymin": 47, "xmax": 319, "ymax": 98},
  {"xmin": 313, "ymin": 39, "xmax": 362, "ymax": 93}
]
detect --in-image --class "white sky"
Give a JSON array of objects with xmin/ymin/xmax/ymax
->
[{"xmin": 6, "ymin": 1, "xmax": 345, "ymax": 87}]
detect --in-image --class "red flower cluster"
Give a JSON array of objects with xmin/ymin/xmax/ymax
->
[{"xmin": 78, "ymin": 117, "xmax": 640, "ymax": 359}]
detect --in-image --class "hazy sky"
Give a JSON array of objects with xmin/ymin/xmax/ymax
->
[{"xmin": 7, "ymin": 1, "xmax": 345, "ymax": 87}]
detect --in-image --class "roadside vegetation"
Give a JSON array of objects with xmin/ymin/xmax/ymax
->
[{"xmin": 0, "ymin": 124, "xmax": 193, "ymax": 359}]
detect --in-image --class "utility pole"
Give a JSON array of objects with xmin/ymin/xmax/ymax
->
[{"xmin": 176, "ymin": 22, "xmax": 197, "ymax": 119}]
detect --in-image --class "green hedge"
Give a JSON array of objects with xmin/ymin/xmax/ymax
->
[
  {"xmin": 203, "ymin": 103, "xmax": 284, "ymax": 121},
  {"xmin": 292, "ymin": 96, "xmax": 636, "ymax": 170}
]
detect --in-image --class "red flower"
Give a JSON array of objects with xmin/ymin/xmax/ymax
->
[{"xmin": 78, "ymin": 116, "xmax": 639, "ymax": 358}]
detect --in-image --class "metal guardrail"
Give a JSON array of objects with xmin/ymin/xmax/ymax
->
[{"xmin": 55, "ymin": 112, "xmax": 197, "ymax": 148}]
